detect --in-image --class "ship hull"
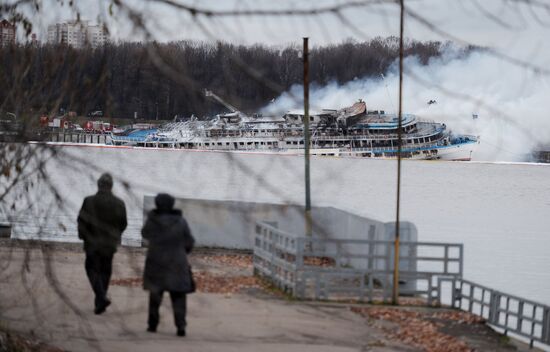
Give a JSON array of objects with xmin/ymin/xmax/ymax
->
[
  {"xmin": 40, "ymin": 139, "xmax": 478, "ymax": 161},
  {"xmin": 223, "ymin": 140, "xmax": 478, "ymax": 161}
]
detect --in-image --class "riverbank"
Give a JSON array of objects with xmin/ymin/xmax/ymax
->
[{"xmin": 0, "ymin": 240, "xmax": 541, "ymax": 352}]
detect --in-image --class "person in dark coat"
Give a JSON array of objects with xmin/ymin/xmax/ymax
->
[
  {"xmin": 77, "ymin": 173, "xmax": 127, "ymax": 314},
  {"xmin": 142, "ymin": 193, "xmax": 195, "ymax": 337}
]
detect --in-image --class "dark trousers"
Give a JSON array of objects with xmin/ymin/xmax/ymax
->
[
  {"xmin": 148, "ymin": 288, "xmax": 187, "ymax": 330},
  {"xmin": 85, "ymin": 250, "xmax": 114, "ymax": 308}
]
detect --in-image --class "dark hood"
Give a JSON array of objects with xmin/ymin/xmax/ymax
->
[{"xmin": 155, "ymin": 193, "xmax": 176, "ymax": 212}]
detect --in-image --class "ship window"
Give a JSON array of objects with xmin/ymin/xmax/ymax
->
[
  {"xmin": 205, "ymin": 143, "xmax": 209, "ymax": 146},
  {"xmin": 300, "ymin": 141, "xmax": 304, "ymax": 145},
  {"xmin": 240, "ymin": 142, "xmax": 244, "ymax": 145}
]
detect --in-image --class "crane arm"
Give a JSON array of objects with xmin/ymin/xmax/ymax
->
[{"xmin": 204, "ymin": 89, "xmax": 239, "ymax": 113}]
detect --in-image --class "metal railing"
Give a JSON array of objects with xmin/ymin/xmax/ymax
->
[
  {"xmin": 437, "ymin": 278, "xmax": 550, "ymax": 348},
  {"xmin": 253, "ymin": 221, "xmax": 463, "ymax": 304}
]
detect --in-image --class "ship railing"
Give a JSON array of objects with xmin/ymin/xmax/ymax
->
[
  {"xmin": 416, "ymin": 118, "xmax": 437, "ymax": 124},
  {"xmin": 110, "ymin": 135, "xmax": 148, "ymax": 143},
  {"xmin": 312, "ymin": 128, "xmax": 444, "ymax": 141},
  {"xmin": 110, "ymin": 134, "xmax": 178, "ymax": 144},
  {"xmin": 184, "ymin": 126, "xmax": 445, "ymax": 141},
  {"xmin": 450, "ymin": 135, "xmax": 478, "ymax": 145},
  {"xmin": 197, "ymin": 130, "xmax": 442, "ymax": 142},
  {"xmin": 343, "ymin": 141, "xmax": 444, "ymax": 153}
]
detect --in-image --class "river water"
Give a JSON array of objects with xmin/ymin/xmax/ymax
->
[{"xmin": 3, "ymin": 144, "xmax": 550, "ymax": 307}]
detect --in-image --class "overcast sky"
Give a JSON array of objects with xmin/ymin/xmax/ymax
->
[{"xmin": 17, "ymin": 0, "xmax": 549, "ymax": 62}]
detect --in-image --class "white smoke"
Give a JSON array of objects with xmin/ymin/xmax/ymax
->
[{"xmin": 262, "ymin": 47, "xmax": 550, "ymax": 162}]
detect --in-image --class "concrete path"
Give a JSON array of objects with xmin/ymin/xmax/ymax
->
[
  {"xmin": 0, "ymin": 243, "xmax": 411, "ymax": 352},
  {"xmin": 0, "ymin": 242, "xmax": 542, "ymax": 352}
]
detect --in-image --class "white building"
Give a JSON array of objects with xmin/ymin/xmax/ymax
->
[
  {"xmin": 0, "ymin": 19, "xmax": 16, "ymax": 47},
  {"xmin": 47, "ymin": 20, "xmax": 107, "ymax": 48},
  {"xmin": 86, "ymin": 24, "xmax": 107, "ymax": 48}
]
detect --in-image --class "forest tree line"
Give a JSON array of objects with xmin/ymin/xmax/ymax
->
[{"xmin": 0, "ymin": 37, "xmax": 464, "ymax": 120}]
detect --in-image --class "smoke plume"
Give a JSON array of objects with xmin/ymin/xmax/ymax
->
[{"xmin": 262, "ymin": 47, "xmax": 550, "ymax": 162}]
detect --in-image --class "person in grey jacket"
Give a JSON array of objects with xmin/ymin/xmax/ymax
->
[
  {"xmin": 77, "ymin": 173, "xmax": 127, "ymax": 314},
  {"xmin": 142, "ymin": 193, "xmax": 195, "ymax": 337}
]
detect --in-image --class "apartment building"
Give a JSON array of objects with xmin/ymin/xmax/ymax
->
[
  {"xmin": 0, "ymin": 20, "xmax": 16, "ymax": 47},
  {"xmin": 47, "ymin": 20, "xmax": 107, "ymax": 48},
  {"xmin": 86, "ymin": 24, "xmax": 107, "ymax": 47}
]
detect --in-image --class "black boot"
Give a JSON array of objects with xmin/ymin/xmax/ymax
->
[{"xmin": 94, "ymin": 298, "xmax": 111, "ymax": 315}]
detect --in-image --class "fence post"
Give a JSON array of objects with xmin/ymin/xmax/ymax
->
[
  {"xmin": 488, "ymin": 291, "xmax": 499, "ymax": 325},
  {"xmin": 296, "ymin": 238, "xmax": 304, "ymax": 298},
  {"xmin": 443, "ymin": 245, "xmax": 449, "ymax": 274},
  {"xmin": 517, "ymin": 301, "xmax": 524, "ymax": 333},
  {"xmin": 427, "ymin": 274, "xmax": 434, "ymax": 306},
  {"xmin": 453, "ymin": 278, "xmax": 463, "ymax": 309},
  {"xmin": 543, "ymin": 307, "xmax": 550, "ymax": 344},
  {"xmin": 296, "ymin": 238, "xmax": 304, "ymax": 268},
  {"xmin": 468, "ymin": 284, "xmax": 474, "ymax": 313},
  {"xmin": 367, "ymin": 225, "xmax": 375, "ymax": 271},
  {"xmin": 450, "ymin": 278, "xmax": 456, "ymax": 308},
  {"xmin": 458, "ymin": 244, "xmax": 464, "ymax": 278},
  {"xmin": 268, "ymin": 229, "xmax": 276, "ymax": 283},
  {"xmin": 436, "ymin": 278, "xmax": 443, "ymax": 306}
]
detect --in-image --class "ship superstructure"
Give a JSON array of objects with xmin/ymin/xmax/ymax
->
[{"xmin": 111, "ymin": 99, "xmax": 478, "ymax": 161}]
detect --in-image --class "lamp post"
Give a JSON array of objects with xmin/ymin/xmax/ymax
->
[
  {"xmin": 392, "ymin": 0, "xmax": 405, "ymax": 306},
  {"xmin": 303, "ymin": 37, "xmax": 312, "ymax": 238}
]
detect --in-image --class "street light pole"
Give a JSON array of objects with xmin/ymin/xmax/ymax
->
[
  {"xmin": 303, "ymin": 37, "xmax": 312, "ymax": 237},
  {"xmin": 392, "ymin": 0, "xmax": 405, "ymax": 305}
]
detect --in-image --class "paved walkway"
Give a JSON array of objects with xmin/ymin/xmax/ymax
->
[
  {"xmin": 0, "ymin": 243, "xmax": 411, "ymax": 352},
  {"xmin": 0, "ymin": 242, "xmax": 542, "ymax": 352}
]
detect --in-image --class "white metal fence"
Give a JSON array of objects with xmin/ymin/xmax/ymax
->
[
  {"xmin": 437, "ymin": 278, "xmax": 550, "ymax": 348},
  {"xmin": 254, "ymin": 219, "xmax": 550, "ymax": 348},
  {"xmin": 253, "ymin": 221, "xmax": 462, "ymax": 304}
]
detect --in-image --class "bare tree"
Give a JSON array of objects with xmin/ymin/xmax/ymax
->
[{"xmin": 1, "ymin": 0, "xmax": 549, "ymax": 350}]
